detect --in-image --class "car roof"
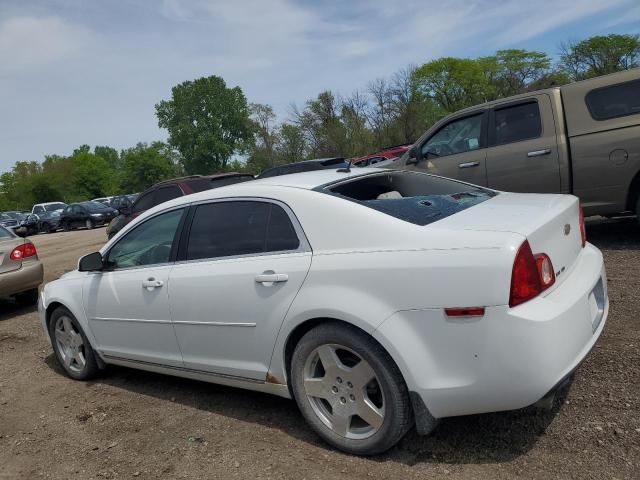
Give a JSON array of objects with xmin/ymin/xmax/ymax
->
[{"xmin": 240, "ymin": 167, "xmax": 382, "ymax": 190}]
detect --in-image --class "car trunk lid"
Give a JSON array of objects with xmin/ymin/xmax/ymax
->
[{"xmin": 434, "ymin": 192, "xmax": 584, "ymax": 289}]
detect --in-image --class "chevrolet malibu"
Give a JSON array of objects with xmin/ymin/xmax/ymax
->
[{"xmin": 39, "ymin": 168, "xmax": 608, "ymax": 455}]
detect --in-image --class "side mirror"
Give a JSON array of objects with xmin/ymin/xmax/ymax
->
[
  {"xmin": 79, "ymin": 252, "xmax": 104, "ymax": 272},
  {"xmin": 15, "ymin": 227, "xmax": 27, "ymax": 238},
  {"xmin": 406, "ymin": 145, "xmax": 420, "ymax": 165}
]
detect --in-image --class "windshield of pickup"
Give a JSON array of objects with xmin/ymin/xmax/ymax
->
[
  {"xmin": 44, "ymin": 203, "xmax": 67, "ymax": 212},
  {"xmin": 321, "ymin": 171, "xmax": 497, "ymax": 226}
]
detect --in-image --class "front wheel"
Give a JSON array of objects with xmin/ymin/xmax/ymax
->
[
  {"xmin": 290, "ymin": 323, "xmax": 412, "ymax": 455},
  {"xmin": 85, "ymin": 219, "xmax": 94, "ymax": 230},
  {"xmin": 49, "ymin": 307, "xmax": 100, "ymax": 380}
]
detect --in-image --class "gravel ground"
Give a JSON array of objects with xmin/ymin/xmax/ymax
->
[{"xmin": 1, "ymin": 221, "xmax": 639, "ymax": 479}]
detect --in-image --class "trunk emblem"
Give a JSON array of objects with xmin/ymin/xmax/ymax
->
[{"xmin": 564, "ymin": 224, "xmax": 571, "ymax": 235}]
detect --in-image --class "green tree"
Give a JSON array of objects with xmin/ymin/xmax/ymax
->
[
  {"xmin": 119, "ymin": 142, "xmax": 177, "ymax": 193},
  {"xmin": 70, "ymin": 148, "xmax": 117, "ymax": 200},
  {"xmin": 155, "ymin": 76, "xmax": 253, "ymax": 174},
  {"xmin": 413, "ymin": 57, "xmax": 495, "ymax": 113},
  {"xmin": 94, "ymin": 145, "xmax": 120, "ymax": 169},
  {"xmin": 275, "ymin": 123, "xmax": 306, "ymax": 164},
  {"xmin": 487, "ymin": 49, "xmax": 551, "ymax": 97},
  {"xmin": 560, "ymin": 34, "xmax": 640, "ymax": 79}
]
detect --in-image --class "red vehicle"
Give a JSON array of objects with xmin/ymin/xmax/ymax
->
[{"xmin": 352, "ymin": 144, "xmax": 412, "ymax": 167}]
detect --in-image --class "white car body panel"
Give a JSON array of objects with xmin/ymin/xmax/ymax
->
[{"xmin": 40, "ymin": 168, "xmax": 608, "ymax": 420}]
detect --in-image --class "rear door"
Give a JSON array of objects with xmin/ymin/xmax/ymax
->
[
  {"xmin": 485, "ymin": 95, "xmax": 561, "ymax": 193},
  {"xmin": 406, "ymin": 111, "xmax": 489, "ymax": 186},
  {"xmin": 169, "ymin": 199, "xmax": 312, "ymax": 381}
]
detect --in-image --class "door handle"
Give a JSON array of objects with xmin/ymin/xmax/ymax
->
[
  {"xmin": 527, "ymin": 149, "xmax": 551, "ymax": 157},
  {"xmin": 255, "ymin": 273, "xmax": 289, "ymax": 284},
  {"xmin": 142, "ymin": 278, "xmax": 164, "ymax": 290},
  {"xmin": 458, "ymin": 161, "xmax": 479, "ymax": 169}
]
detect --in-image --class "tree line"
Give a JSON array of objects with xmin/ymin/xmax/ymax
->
[{"xmin": 1, "ymin": 34, "xmax": 638, "ymax": 211}]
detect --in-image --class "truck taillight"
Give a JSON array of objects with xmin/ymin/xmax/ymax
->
[
  {"xmin": 579, "ymin": 206, "xmax": 586, "ymax": 248},
  {"xmin": 10, "ymin": 242, "xmax": 38, "ymax": 261},
  {"xmin": 509, "ymin": 240, "xmax": 555, "ymax": 307}
]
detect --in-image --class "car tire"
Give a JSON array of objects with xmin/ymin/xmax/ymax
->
[
  {"xmin": 62, "ymin": 221, "xmax": 71, "ymax": 232},
  {"xmin": 48, "ymin": 307, "xmax": 100, "ymax": 381},
  {"xmin": 85, "ymin": 219, "xmax": 94, "ymax": 230},
  {"xmin": 15, "ymin": 288, "xmax": 39, "ymax": 306},
  {"xmin": 40, "ymin": 222, "xmax": 50, "ymax": 234},
  {"xmin": 290, "ymin": 322, "xmax": 413, "ymax": 455}
]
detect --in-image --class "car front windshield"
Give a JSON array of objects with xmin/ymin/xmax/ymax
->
[{"xmin": 45, "ymin": 203, "xmax": 67, "ymax": 212}]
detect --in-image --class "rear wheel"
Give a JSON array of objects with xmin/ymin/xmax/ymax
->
[
  {"xmin": 15, "ymin": 288, "xmax": 39, "ymax": 306},
  {"xmin": 291, "ymin": 323, "xmax": 412, "ymax": 455},
  {"xmin": 49, "ymin": 307, "xmax": 99, "ymax": 380}
]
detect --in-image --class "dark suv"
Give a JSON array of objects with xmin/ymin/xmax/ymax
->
[{"xmin": 106, "ymin": 173, "xmax": 254, "ymax": 239}]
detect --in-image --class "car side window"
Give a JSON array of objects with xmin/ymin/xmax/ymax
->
[
  {"xmin": 132, "ymin": 191, "xmax": 155, "ymax": 214},
  {"xmin": 492, "ymin": 101, "xmax": 541, "ymax": 145},
  {"xmin": 105, "ymin": 208, "xmax": 184, "ymax": 270},
  {"xmin": 422, "ymin": 113, "xmax": 484, "ymax": 158},
  {"xmin": 186, "ymin": 201, "xmax": 300, "ymax": 261},
  {"xmin": 34, "ymin": 206, "xmax": 44, "ymax": 214},
  {"xmin": 155, "ymin": 186, "xmax": 182, "ymax": 206},
  {"xmin": 585, "ymin": 79, "xmax": 640, "ymax": 121},
  {"xmin": 63, "ymin": 207, "xmax": 72, "ymax": 215}
]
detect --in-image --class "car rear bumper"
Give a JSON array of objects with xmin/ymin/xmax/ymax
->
[
  {"xmin": 0, "ymin": 260, "xmax": 44, "ymax": 297},
  {"xmin": 374, "ymin": 243, "xmax": 607, "ymax": 419}
]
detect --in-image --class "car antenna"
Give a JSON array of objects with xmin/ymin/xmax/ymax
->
[{"xmin": 337, "ymin": 158, "xmax": 352, "ymax": 173}]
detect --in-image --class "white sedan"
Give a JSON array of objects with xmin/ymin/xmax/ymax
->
[{"xmin": 39, "ymin": 168, "xmax": 608, "ymax": 455}]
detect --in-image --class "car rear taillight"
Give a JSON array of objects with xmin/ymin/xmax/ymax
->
[
  {"xmin": 579, "ymin": 206, "xmax": 586, "ymax": 248},
  {"xmin": 509, "ymin": 240, "xmax": 555, "ymax": 307},
  {"xmin": 10, "ymin": 242, "xmax": 38, "ymax": 261}
]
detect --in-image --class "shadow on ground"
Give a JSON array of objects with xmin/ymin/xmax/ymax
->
[
  {"xmin": 45, "ymin": 353, "xmax": 569, "ymax": 465},
  {"xmin": 0, "ymin": 299, "xmax": 36, "ymax": 322},
  {"xmin": 586, "ymin": 216, "xmax": 640, "ymax": 250}
]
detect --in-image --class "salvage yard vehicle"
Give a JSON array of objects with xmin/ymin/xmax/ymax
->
[
  {"xmin": 31, "ymin": 202, "xmax": 67, "ymax": 233},
  {"xmin": 0, "ymin": 226, "xmax": 43, "ymax": 304},
  {"xmin": 106, "ymin": 173, "xmax": 254, "ymax": 239},
  {"xmin": 257, "ymin": 158, "xmax": 349, "ymax": 178},
  {"xmin": 40, "ymin": 168, "xmax": 608, "ymax": 455},
  {"xmin": 60, "ymin": 202, "xmax": 118, "ymax": 231},
  {"xmin": 399, "ymin": 68, "xmax": 640, "ymax": 220},
  {"xmin": 352, "ymin": 144, "xmax": 412, "ymax": 167}
]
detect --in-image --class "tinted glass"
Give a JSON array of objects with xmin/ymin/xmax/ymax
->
[
  {"xmin": 266, "ymin": 204, "xmax": 300, "ymax": 252},
  {"xmin": 186, "ymin": 201, "xmax": 300, "ymax": 260},
  {"xmin": 132, "ymin": 191, "xmax": 155, "ymax": 213},
  {"xmin": 105, "ymin": 209, "xmax": 184, "ymax": 269},
  {"xmin": 586, "ymin": 79, "xmax": 640, "ymax": 121},
  {"xmin": 187, "ymin": 202, "xmax": 269, "ymax": 260},
  {"xmin": 44, "ymin": 203, "xmax": 66, "ymax": 212},
  {"xmin": 33, "ymin": 206, "xmax": 44, "ymax": 214},
  {"xmin": 493, "ymin": 102, "xmax": 541, "ymax": 145},
  {"xmin": 422, "ymin": 114, "xmax": 484, "ymax": 158},
  {"xmin": 155, "ymin": 186, "xmax": 182, "ymax": 205},
  {"xmin": 83, "ymin": 201, "xmax": 109, "ymax": 211}
]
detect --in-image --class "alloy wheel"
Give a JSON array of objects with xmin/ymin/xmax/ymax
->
[
  {"xmin": 303, "ymin": 344, "xmax": 385, "ymax": 439},
  {"xmin": 54, "ymin": 315, "xmax": 87, "ymax": 373}
]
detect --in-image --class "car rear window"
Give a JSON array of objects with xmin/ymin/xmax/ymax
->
[
  {"xmin": 322, "ymin": 171, "xmax": 496, "ymax": 226},
  {"xmin": 585, "ymin": 79, "xmax": 640, "ymax": 121},
  {"xmin": 0, "ymin": 226, "xmax": 14, "ymax": 239}
]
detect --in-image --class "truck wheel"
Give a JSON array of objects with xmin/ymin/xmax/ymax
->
[{"xmin": 290, "ymin": 322, "xmax": 413, "ymax": 455}]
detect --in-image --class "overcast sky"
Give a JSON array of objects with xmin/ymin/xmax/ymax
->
[{"xmin": 1, "ymin": 0, "xmax": 639, "ymax": 172}]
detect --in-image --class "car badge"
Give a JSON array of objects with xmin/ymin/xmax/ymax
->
[{"xmin": 564, "ymin": 224, "xmax": 571, "ymax": 236}]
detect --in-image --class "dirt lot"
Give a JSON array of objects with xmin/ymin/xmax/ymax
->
[{"xmin": 1, "ymin": 222, "xmax": 639, "ymax": 479}]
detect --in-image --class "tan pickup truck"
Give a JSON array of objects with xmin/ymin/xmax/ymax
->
[{"xmin": 398, "ymin": 68, "xmax": 640, "ymax": 218}]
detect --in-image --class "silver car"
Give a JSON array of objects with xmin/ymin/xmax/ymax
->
[{"xmin": 0, "ymin": 226, "xmax": 43, "ymax": 304}]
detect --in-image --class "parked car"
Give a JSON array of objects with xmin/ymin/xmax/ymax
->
[
  {"xmin": 257, "ymin": 158, "xmax": 349, "ymax": 178},
  {"xmin": 109, "ymin": 194, "xmax": 138, "ymax": 213},
  {"xmin": 106, "ymin": 173, "xmax": 254, "ymax": 239},
  {"xmin": 92, "ymin": 196, "xmax": 116, "ymax": 206},
  {"xmin": 0, "ymin": 225, "xmax": 43, "ymax": 304},
  {"xmin": 397, "ymin": 68, "xmax": 640, "ymax": 220},
  {"xmin": 0, "ymin": 212, "xmax": 20, "ymax": 231},
  {"xmin": 18, "ymin": 214, "xmax": 41, "ymax": 236},
  {"xmin": 352, "ymin": 145, "xmax": 412, "ymax": 167},
  {"xmin": 41, "ymin": 168, "xmax": 607, "ymax": 455},
  {"xmin": 60, "ymin": 202, "xmax": 118, "ymax": 231},
  {"xmin": 31, "ymin": 202, "xmax": 67, "ymax": 233}
]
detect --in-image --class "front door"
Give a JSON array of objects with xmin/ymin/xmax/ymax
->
[
  {"xmin": 83, "ymin": 207, "xmax": 186, "ymax": 366},
  {"xmin": 169, "ymin": 200, "xmax": 312, "ymax": 381},
  {"xmin": 485, "ymin": 94, "xmax": 561, "ymax": 193},
  {"xmin": 406, "ymin": 111, "xmax": 489, "ymax": 187}
]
